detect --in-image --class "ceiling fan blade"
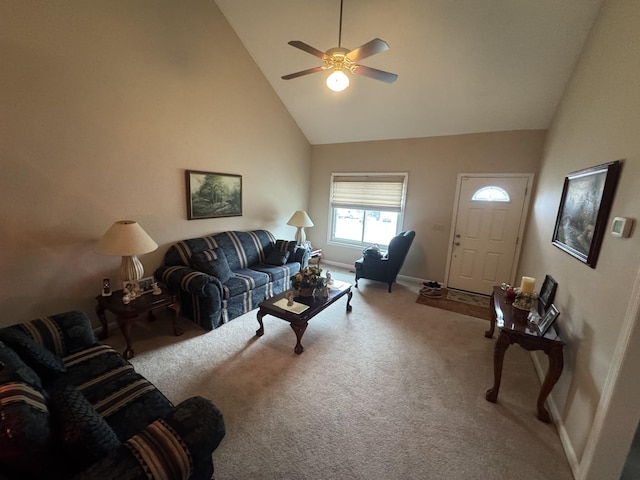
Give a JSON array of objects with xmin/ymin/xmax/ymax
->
[
  {"xmin": 352, "ymin": 65, "xmax": 398, "ymax": 83},
  {"xmin": 346, "ymin": 38, "xmax": 390, "ymax": 62},
  {"xmin": 281, "ymin": 66, "xmax": 326, "ymax": 80},
  {"xmin": 287, "ymin": 41, "xmax": 328, "ymax": 60}
]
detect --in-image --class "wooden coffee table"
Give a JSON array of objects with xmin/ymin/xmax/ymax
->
[{"xmin": 255, "ymin": 281, "xmax": 353, "ymax": 354}]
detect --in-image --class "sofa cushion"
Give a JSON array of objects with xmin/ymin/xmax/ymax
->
[
  {"xmin": 0, "ymin": 340, "xmax": 42, "ymax": 388},
  {"xmin": 0, "ymin": 351, "xmax": 58, "ymax": 478},
  {"xmin": 62, "ymin": 344, "xmax": 174, "ymax": 441},
  {"xmin": 192, "ymin": 248, "xmax": 234, "ymax": 283},
  {"xmin": 0, "ymin": 327, "xmax": 66, "ymax": 378},
  {"xmin": 221, "ymin": 269, "xmax": 270, "ymax": 299},
  {"xmin": 48, "ymin": 380, "xmax": 120, "ymax": 474},
  {"xmin": 0, "ymin": 380, "xmax": 57, "ymax": 476},
  {"xmin": 251, "ymin": 262, "xmax": 300, "ymax": 283},
  {"xmin": 264, "ymin": 249, "xmax": 290, "ymax": 266}
]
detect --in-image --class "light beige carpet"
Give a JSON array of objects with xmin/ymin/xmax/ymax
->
[{"xmin": 104, "ymin": 268, "xmax": 572, "ymax": 480}]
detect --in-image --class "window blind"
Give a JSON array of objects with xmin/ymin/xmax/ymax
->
[{"xmin": 331, "ymin": 174, "xmax": 406, "ymax": 212}]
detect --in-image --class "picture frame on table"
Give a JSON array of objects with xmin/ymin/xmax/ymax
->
[
  {"xmin": 185, "ymin": 170, "xmax": 242, "ymax": 220},
  {"xmin": 538, "ymin": 304, "xmax": 560, "ymax": 336},
  {"xmin": 137, "ymin": 276, "xmax": 155, "ymax": 295},
  {"xmin": 551, "ymin": 160, "xmax": 621, "ymax": 268},
  {"xmin": 538, "ymin": 275, "xmax": 558, "ymax": 314},
  {"xmin": 123, "ymin": 280, "xmax": 138, "ymax": 295}
]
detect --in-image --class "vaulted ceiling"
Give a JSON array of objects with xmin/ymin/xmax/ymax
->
[{"xmin": 215, "ymin": 0, "xmax": 603, "ymax": 145}]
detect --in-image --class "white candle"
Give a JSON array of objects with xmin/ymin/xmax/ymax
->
[{"xmin": 520, "ymin": 276, "xmax": 536, "ymax": 294}]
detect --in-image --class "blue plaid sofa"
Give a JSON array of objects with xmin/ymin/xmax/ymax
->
[
  {"xmin": 155, "ymin": 230, "xmax": 308, "ymax": 331},
  {"xmin": 0, "ymin": 311, "xmax": 225, "ymax": 480}
]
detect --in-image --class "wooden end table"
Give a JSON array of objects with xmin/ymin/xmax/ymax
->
[
  {"xmin": 96, "ymin": 287, "xmax": 182, "ymax": 360},
  {"xmin": 255, "ymin": 280, "xmax": 352, "ymax": 354},
  {"xmin": 309, "ymin": 249, "xmax": 322, "ymax": 267},
  {"xmin": 485, "ymin": 286, "xmax": 565, "ymax": 423}
]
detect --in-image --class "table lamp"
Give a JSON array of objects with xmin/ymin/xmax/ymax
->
[
  {"xmin": 95, "ymin": 220, "xmax": 158, "ymax": 281},
  {"xmin": 287, "ymin": 210, "xmax": 314, "ymax": 246}
]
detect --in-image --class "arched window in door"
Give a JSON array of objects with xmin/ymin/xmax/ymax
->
[{"xmin": 471, "ymin": 186, "xmax": 510, "ymax": 202}]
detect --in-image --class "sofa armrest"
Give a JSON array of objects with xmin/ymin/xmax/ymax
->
[
  {"xmin": 72, "ymin": 397, "xmax": 225, "ymax": 480},
  {"xmin": 155, "ymin": 265, "xmax": 223, "ymax": 297},
  {"xmin": 293, "ymin": 246, "xmax": 310, "ymax": 267}
]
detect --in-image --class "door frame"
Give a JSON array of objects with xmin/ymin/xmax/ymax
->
[{"xmin": 444, "ymin": 173, "xmax": 535, "ymax": 291}]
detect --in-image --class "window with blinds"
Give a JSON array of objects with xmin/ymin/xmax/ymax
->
[{"xmin": 329, "ymin": 173, "xmax": 408, "ymax": 248}]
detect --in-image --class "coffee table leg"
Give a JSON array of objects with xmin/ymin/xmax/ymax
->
[
  {"xmin": 256, "ymin": 309, "xmax": 265, "ymax": 337},
  {"xmin": 290, "ymin": 322, "xmax": 308, "ymax": 354},
  {"xmin": 346, "ymin": 290, "xmax": 353, "ymax": 312}
]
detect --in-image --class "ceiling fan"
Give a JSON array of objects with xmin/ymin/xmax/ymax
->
[{"xmin": 281, "ymin": 0, "xmax": 398, "ymax": 92}]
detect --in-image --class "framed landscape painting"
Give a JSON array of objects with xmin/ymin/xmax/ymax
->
[
  {"xmin": 186, "ymin": 170, "xmax": 242, "ymax": 220},
  {"xmin": 551, "ymin": 160, "xmax": 621, "ymax": 268}
]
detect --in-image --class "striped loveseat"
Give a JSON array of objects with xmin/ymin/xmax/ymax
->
[
  {"xmin": 155, "ymin": 230, "xmax": 309, "ymax": 331},
  {"xmin": 0, "ymin": 311, "xmax": 225, "ymax": 480}
]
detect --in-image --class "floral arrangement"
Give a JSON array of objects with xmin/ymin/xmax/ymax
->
[{"xmin": 290, "ymin": 265, "xmax": 325, "ymax": 290}]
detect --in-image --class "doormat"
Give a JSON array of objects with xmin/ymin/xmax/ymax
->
[
  {"xmin": 445, "ymin": 289, "xmax": 490, "ymax": 308},
  {"xmin": 415, "ymin": 288, "xmax": 490, "ymax": 321}
]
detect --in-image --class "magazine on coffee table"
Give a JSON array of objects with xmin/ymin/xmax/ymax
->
[{"xmin": 273, "ymin": 298, "xmax": 310, "ymax": 314}]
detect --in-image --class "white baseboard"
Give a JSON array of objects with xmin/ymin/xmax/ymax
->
[
  {"xmin": 320, "ymin": 259, "xmax": 436, "ymax": 286},
  {"xmin": 531, "ymin": 352, "xmax": 580, "ymax": 477}
]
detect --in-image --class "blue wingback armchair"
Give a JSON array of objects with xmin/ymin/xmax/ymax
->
[{"xmin": 354, "ymin": 230, "xmax": 415, "ymax": 292}]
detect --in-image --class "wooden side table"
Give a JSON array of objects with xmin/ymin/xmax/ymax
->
[
  {"xmin": 485, "ymin": 286, "xmax": 565, "ymax": 423},
  {"xmin": 96, "ymin": 288, "xmax": 182, "ymax": 360},
  {"xmin": 309, "ymin": 249, "xmax": 322, "ymax": 267}
]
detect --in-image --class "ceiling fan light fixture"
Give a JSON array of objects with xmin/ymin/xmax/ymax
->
[{"xmin": 326, "ymin": 69, "xmax": 349, "ymax": 92}]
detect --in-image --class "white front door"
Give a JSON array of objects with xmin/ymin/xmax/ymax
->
[{"xmin": 446, "ymin": 174, "xmax": 533, "ymax": 295}]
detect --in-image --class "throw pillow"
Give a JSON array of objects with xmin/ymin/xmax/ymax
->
[
  {"xmin": 0, "ymin": 327, "xmax": 66, "ymax": 378},
  {"xmin": 265, "ymin": 250, "xmax": 290, "ymax": 266},
  {"xmin": 48, "ymin": 380, "xmax": 120, "ymax": 474},
  {"xmin": 191, "ymin": 248, "xmax": 234, "ymax": 283}
]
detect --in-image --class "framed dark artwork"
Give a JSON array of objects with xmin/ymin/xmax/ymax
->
[
  {"xmin": 537, "ymin": 304, "xmax": 560, "ymax": 336},
  {"xmin": 186, "ymin": 170, "xmax": 242, "ymax": 220},
  {"xmin": 552, "ymin": 160, "xmax": 621, "ymax": 268},
  {"xmin": 538, "ymin": 275, "xmax": 558, "ymax": 314}
]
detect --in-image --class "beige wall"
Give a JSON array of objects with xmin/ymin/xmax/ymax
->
[
  {"xmin": 0, "ymin": 0, "xmax": 310, "ymax": 325},
  {"xmin": 309, "ymin": 130, "xmax": 545, "ymax": 281},
  {"xmin": 517, "ymin": 0, "xmax": 640, "ymax": 476}
]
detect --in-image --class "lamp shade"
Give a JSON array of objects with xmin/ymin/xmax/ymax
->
[
  {"xmin": 95, "ymin": 221, "xmax": 158, "ymax": 256},
  {"xmin": 287, "ymin": 211, "xmax": 314, "ymax": 228}
]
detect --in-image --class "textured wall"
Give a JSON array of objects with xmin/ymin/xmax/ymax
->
[
  {"xmin": 309, "ymin": 130, "xmax": 545, "ymax": 282},
  {"xmin": 517, "ymin": 0, "xmax": 640, "ymax": 476},
  {"xmin": 0, "ymin": 0, "xmax": 310, "ymax": 324}
]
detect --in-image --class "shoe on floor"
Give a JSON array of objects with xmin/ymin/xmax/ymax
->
[{"xmin": 420, "ymin": 286, "xmax": 442, "ymax": 298}]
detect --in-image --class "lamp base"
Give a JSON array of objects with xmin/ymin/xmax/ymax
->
[
  {"xmin": 295, "ymin": 227, "xmax": 306, "ymax": 246},
  {"xmin": 120, "ymin": 255, "xmax": 144, "ymax": 282}
]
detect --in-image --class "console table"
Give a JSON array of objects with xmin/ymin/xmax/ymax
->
[{"xmin": 485, "ymin": 286, "xmax": 565, "ymax": 423}]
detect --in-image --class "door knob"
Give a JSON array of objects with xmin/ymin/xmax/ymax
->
[
  {"xmin": 455, "ymin": 234, "xmax": 461, "ymax": 238},
  {"xmin": 455, "ymin": 242, "xmax": 460, "ymax": 246}
]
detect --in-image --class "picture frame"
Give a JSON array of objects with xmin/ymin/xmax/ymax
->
[
  {"xmin": 137, "ymin": 276, "xmax": 155, "ymax": 295},
  {"xmin": 537, "ymin": 274, "xmax": 558, "ymax": 314},
  {"xmin": 123, "ymin": 280, "xmax": 138, "ymax": 295},
  {"xmin": 537, "ymin": 304, "xmax": 560, "ymax": 336},
  {"xmin": 186, "ymin": 170, "xmax": 242, "ymax": 220},
  {"xmin": 552, "ymin": 160, "xmax": 621, "ymax": 268}
]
